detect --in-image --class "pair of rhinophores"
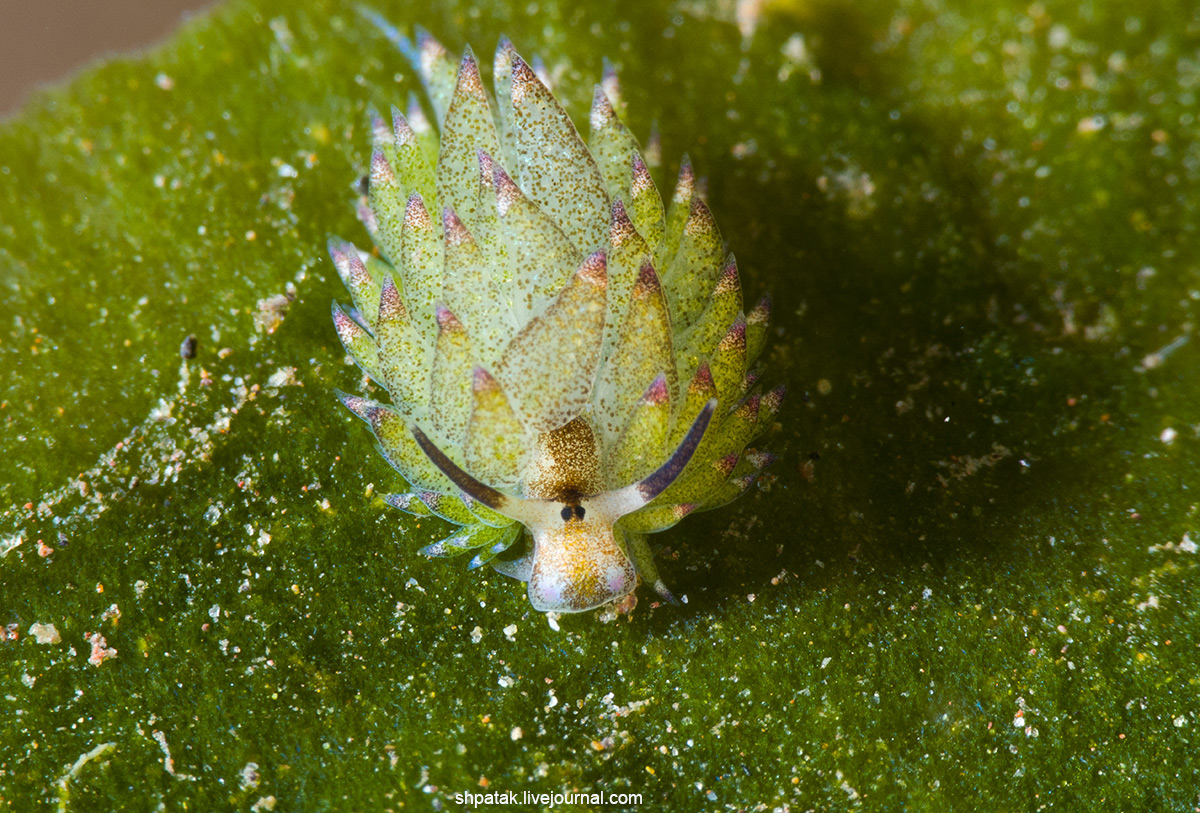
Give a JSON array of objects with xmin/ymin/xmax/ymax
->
[{"xmin": 331, "ymin": 12, "xmax": 784, "ymax": 613}]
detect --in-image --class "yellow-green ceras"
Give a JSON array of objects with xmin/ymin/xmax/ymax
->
[{"xmin": 332, "ymin": 15, "xmax": 783, "ymax": 613}]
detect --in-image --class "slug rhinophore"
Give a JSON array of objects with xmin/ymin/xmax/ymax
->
[{"xmin": 332, "ymin": 16, "xmax": 784, "ymax": 613}]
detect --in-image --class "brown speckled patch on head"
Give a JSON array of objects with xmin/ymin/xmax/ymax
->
[{"xmin": 524, "ymin": 416, "xmax": 604, "ymax": 501}]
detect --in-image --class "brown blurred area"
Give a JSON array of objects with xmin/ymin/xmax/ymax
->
[{"xmin": 0, "ymin": 0, "xmax": 219, "ymax": 117}]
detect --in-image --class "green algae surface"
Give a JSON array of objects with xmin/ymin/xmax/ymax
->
[{"xmin": 2, "ymin": 0, "xmax": 1198, "ymax": 809}]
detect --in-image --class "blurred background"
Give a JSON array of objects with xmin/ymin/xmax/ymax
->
[{"xmin": 0, "ymin": 0, "xmax": 217, "ymax": 116}]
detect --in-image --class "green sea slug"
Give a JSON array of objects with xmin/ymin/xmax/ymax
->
[{"xmin": 332, "ymin": 15, "xmax": 783, "ymax": 613}]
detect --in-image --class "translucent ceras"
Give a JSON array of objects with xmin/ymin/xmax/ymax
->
[{"xmin": 331, "ymin": 17, "xmax": 783, "ymax": 612}]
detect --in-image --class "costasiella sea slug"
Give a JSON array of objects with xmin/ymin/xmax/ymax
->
[{"xmin": 331, "ymin": 15, "xmax": 784, "ymax": 613}]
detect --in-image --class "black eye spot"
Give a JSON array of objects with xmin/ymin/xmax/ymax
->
[
  {"xmin": 560, "ymin": 506, "xmax": 573, "ymax": 521},
  {"xmin": 574, "ymin": 505, "xmax": 586, "ymax": 520}
]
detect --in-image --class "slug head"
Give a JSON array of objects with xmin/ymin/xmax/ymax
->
[{"xmin": 410, "ymin": 400, "xmax": 717, "ymax": 612}]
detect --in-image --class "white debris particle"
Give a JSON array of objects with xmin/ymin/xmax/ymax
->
[
  {"xmin": 548, "ymin": 690, "xmax": 559, "ymax": 709},
  {"xmin": 470, "ymin": 626, "xmax": 483, "ymax": 643},
  {"xmin": 134, "ymin": 579, "xmax": 148, "ymax": 597},
  {"xmin": 149, "ymin": 397, "xmax": 174, "ymax": 422},
  {"xmin": 30, "ymin": 622, "xmax": 60, "ymax": 644},
  {"xmin": 22, "ymin": 673, "xmax": 36, "ymax": 688},
  {"xmin": 277, "ymin": 163, "xmax": 298, "ymax": 178},
  {"xmin": 546, "ymin": 612, "xmax": 561, "ymax": 632},
  {"xmin": 503, "ymin": 624, "xmax": 518, "ymax": 641},
  {"xmin": 250, "ymin": 796, "xmax": 277, "ymax": 812},
  {"xmin": 821, "ymin": 657, "xmax": 832, "ymax": 669},
  {"xmin": 1136, "ymin": 595, "xmax": 1160, "ymax": 611},
  {"xmin": 1180, "ymin": 533, "xmax": 1198, "ymax": 553},
  {"xmin": 240, "ymin": 761, "xmax": 261, "ymax": 790},
  {"xmin": 152, "ymin": 729, "xmax": 176, "ymax": 775},
  {"xmin": 101, "ymin": 604, "xmax": 121, "ymax": 624},
  {"xmin": 1160, "ymin": 427, "xmax": 1178, "ymax": 444},
  {"xmin": 266, "ymin": 366, "xmax": 299, "ymax": 388},
  {"xmin": 85, "ymin": 632, "xmax": 117, "ymax": 666},
  {"xmin": 209, "ymin": 605, "xmax": 221, "ymax": 623},
  {"xmin": 1, "ymin": 533, "xmax": 25, "ymax": 557},
  {"xmin": 510, "ymin": 727, "xmax": 523, "ymax": 741},
  {"xmin": 922, "ymin": 587, "xmax": 933, "ymax": 601},
  {"xmin": 154, "ymin": 72, "xmax": 175, "ymax": 90},
  {"xmin": 1174, "ymin": 715, "xmax": 1188, "ymax": 728},
  {"xmin": 498, "ymin": 675, "xmax": 515, "ymax": 688}
]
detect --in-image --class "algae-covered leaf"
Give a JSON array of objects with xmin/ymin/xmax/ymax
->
[{"xmin": 2, "ymin": 0, "xmax": 1199, "ymax": 809}]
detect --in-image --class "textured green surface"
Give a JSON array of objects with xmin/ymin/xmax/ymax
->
[{"xmin": 2, "ymin": 0, "xmax": 1198, "ymax": 808}]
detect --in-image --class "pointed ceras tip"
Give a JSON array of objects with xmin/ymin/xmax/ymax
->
[
  {"xmin": 392, "ymin": 106, "xmax": 417, "ymax": 146},
  {"xmin": 730, "ymin": 474, "xmax": 756, "ymax": 493},
  {"xmin": 740, "ymin": 368, "xmax": 761, "ymax": 393},
  {"xmin": 609, "ymin": 198, "xmax": 636, "ymax": 245},
  {"xmin": 370, "ymin": 148, "xmax": 395, "ymax": 187},
  {"xmin": 716, "ymin": 452, "xmax": 741, "ymax": 477},
  {"xmin": 383, "ymin": 492, "xmax": 416, "ymax": 511},
  {"xmin": 719, "ymin": 317, "xmax": 748, "ymax": 352},
  {"xmin": 684, "ymin": 196, "xmax": 715, "ymax": 236},
  {"xmin": 456, "ymin": 47, "xmax": 486, "ymax": 99},
  {"xmin": 415, "ymin": 26, "xmax": 447, "ymax": 75},
  {"xmin": 631, "ymin": 152, "xmax": 654, "ymax": 196},
  {"xmin": 340, "ymin": 245, "xmax": 371, "ymax": 290},
  {"xmin": 601, "ymin": 57, "xmax": 621, "ymax": 106},
  {"xmin": 442, "ymin": 208, "xmax": 473, "ymax": 247},
  {"xmin": 692, "ymin": 362, "xmax": 715, "ymax": 393},
  {"xmin": 327, "ymin": 236, "xmax": 351, "ymax": 269},
  {"xmin": 577, "ymin": 251, "xmax": 608, "ymax": 289},
  {"xmin": 744, "ymin": 450, "xmax": 777, "ymax": 470},
  {"xmin": 633, "ymin": 261, "xmax": 662, "ymax": 297},
  {"xmin": 748, "ymin": 293, "xmax": 772, "ymax": 324},
  {"xmin": 509, "ymin": 53, "xmax": 539, "ymax": 104},
  {"xmin": 471, "ymin": 365, "xmax": 500, "ymax": 393},
  {"xmin": 674, "ymin": 156, "xmax": 694, "ymax": 203},
  {"xmin": 715, "ymin": 257, "xmax": 740, "ymax": 293},
  {"xmin": 378, "ymin": 273, "xmax": 406, "ymax": 321},
  {"xmin": 735, "ymin": 392, "xmax": 761, "ymax": 421},
  {"xmin": 435, "ymin": 304, "xmax": 465, "ymax": 333},
  {"xmin": 403, "ymin": 193, "xmax": 432, "ymax": 230},
  {"xmin": 356, "ymin": 200, "xmax": 378, "ymax": 234},
  {"xmin": 763, "ymin": 384, "xmax": 787, "ymax": 412},
  {"xmin": 589, "ymin": 86, "xmax": 616, "ymax": 132},
  {"xmin": 642, "ymin": 373, "xmax": 670, "ymax": 406},
  {"xmin": 493, "ymin": 36, "xmax": 515, "ymax": 76},
  {"xmin": 335, "ymin": 389, "xmax": 372, "ymax": 421},
  {"xmin": 492, "ymin": 163, "xmax": 519, "ymax": 216}
]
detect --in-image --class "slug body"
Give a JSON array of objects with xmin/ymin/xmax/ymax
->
[{"xmin": 332, "ymin": 16, "xmax": 783, "ymax": 613}]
